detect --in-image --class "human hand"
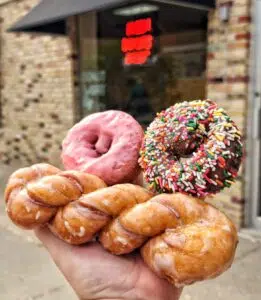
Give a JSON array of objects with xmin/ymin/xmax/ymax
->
[
  {"xmin": 34, "ymin": 173, "xmax": 182, "ymax": 300},
  {"xmin": 35, "ymin": 228, "xmax": 182, "ymax": 300}
]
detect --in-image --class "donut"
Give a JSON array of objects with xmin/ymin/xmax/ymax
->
[
  {"xmin": 6, "ymin": 163, "xmax": 238, "ymax": 287},
  {"xmin": 139, "ymin": 99, "xmax": 243, "ymax": 198},
  {"xmin": 61, "ymin": 110, "xmax": 144, "ymax": 185}
]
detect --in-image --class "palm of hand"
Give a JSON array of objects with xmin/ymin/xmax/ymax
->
[{"xmin": 35, "ymin": 228, "xmax": 182, "ymax": 300}]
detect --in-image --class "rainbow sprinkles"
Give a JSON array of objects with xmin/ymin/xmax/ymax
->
[{"xmin": 139, "ymin": 99, "xmax": 243, "ymax": 198}]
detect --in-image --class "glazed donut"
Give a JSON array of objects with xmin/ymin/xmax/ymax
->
[
  {"xmin": 139, "ymin": 99, "xmax": 243, "ymax": 198},
  {"xmin": 61, "ymin": 110, "xmax": 144, "ymax": 185},
  {"xmin": 5, "ymin": 163, "xmax": 238, "ymax": 287},
  {"xmin": 5, "ymin": 163, "xmax": 106, "ymax": 229}
]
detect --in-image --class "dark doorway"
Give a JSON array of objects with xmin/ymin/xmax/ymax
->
[{"xmin": 78, "ymin": 1, "xmax": 208, "ymax": 128}]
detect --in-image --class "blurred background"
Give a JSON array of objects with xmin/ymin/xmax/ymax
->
[{"xmin": 0, "ymin": 0, "xmax": 260, "ymax": 299}]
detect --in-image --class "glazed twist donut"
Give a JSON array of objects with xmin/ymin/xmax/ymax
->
[
  {"xmin": 5, "ymin": 163, "xmax": 237, "ymax": 287},
  {"xmin": 100, "ymin": 193, "xmax": 237, "ymax": 287},
  {"xmin": 5, "ymin": 163, "xmax": 107, "ymax": 229}
]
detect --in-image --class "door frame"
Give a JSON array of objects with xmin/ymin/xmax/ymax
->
[{"xmin": 244, "ymin": 0, "xmax": 261, "ymax": 229}]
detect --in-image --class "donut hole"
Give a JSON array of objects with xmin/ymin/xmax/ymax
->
[
  {"xmin": 171, "ymin": 133, "xmax": 205, "ymax": 158},
  {"xmin": 86, "ymin": 134, "xmax": 98, "ymax": 151},
  {"xmin": 94, "ymin": 133, "xmax": 113, "ymax": 156},
  {"xmin": 88, "ymin": 134, "xmax": 99, "ymax": 145},
  {"xmin": 84, "ymin": 132, "xmax": 113, "ymax": 157}
]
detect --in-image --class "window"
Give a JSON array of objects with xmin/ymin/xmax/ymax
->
[{"xmin": 78, "ymin": 2, "xmax": 208, "ymax": 128}]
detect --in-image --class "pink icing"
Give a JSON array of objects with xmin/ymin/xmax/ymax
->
[{"xmin": 61, "ymin": 110, "xmax": 144, "ymax": 185}]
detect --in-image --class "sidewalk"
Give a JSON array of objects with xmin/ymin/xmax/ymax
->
[
  {"xmin": 0, "ymin": 164, "xmax": 77, "ymax": 300},
  {"xmin": 1, "ymin": 164, "xmax": 260, "ymax": 300}
]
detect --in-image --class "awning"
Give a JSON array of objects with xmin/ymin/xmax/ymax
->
[{"xmin": 8, "ymin": 0, "xmax": 215, "ymax": 34}]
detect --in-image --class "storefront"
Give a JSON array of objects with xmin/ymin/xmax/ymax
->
[
  {"xmin": 76, "ymin": 3, "xmax": 208, "ymax": 128},
  {"xmin": 1, "ymin": 0, "xmax": 260, "ymax": 230},
  {"xmin": 9, "ymin": 0, "xmax": 211, "ymax": 128}
]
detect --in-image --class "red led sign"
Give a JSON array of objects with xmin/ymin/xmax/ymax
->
[
  {"xmin": 126, "ymin": 18, "xmax": 152, "ymax": 36},
  {"xmin": 121, "ymin": 18, "xmax": 153, "ymax": 66},
  {"xmin": 121, "ymin": 35, "xmax": 153, "ymax": 53},
  {"xmin": 124, "ymin": 50, "xmax": 151, "ymax": 65}
]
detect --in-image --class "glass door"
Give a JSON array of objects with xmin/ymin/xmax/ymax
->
[{"xmin": 78, "ymin": 2, "xmax": 208, "ymax": 129}]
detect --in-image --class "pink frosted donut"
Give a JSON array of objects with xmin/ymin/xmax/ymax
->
[{"xmin": 61, "ymin": 110, "xmax": 144, "ymax": 185}]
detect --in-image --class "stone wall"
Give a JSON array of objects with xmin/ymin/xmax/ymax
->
[
  {"xmin": 0, "ymin": 0, "xmax": 74, "ymax": 168},
  {"xmin": 206, "ymin": 0, "xmax": 251, "ymax": 228}
]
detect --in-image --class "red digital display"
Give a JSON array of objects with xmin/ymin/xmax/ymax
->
[
  {"xmin": 126, "ymin": 18, "xmax": 152, "ymax": 36},
  {"xmin": 124, "ymin": 50, "xmax": 151, "ymax": 65},
  {"xmin": 121, "ymin": 35, "xmax": 153, "ymax": 52},
  {"xmin": 121, "ymin": 18, "xmax": 153, "ymax": 66}
]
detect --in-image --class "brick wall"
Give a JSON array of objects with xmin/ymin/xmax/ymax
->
[
  {"xmin": 0, "ymin": 0, "xmax": 74, "ymax": 168},
  {"xmin": 206, "ymin": 0, "xmax": 251, "ymax": 228}
]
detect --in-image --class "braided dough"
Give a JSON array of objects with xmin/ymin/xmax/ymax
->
[
  {"xmin": 4, "ymin": 163, "xmax": 107, "ymax": 229},
  {"xmin": 5, "ymin": 163, "xmax": 238, "ymax": 287}
]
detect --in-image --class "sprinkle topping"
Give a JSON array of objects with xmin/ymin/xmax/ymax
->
[{"xmin": 138, "ymin": 99, "xmax": 243, "ymax": 198}]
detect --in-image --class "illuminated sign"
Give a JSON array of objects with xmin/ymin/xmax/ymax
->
[
  {"xmin": 126, "ymin": 18, "xmax": 152, "ymax": 36},
  {"xmin": 121, "ymin": 18, "xmax": 153, "ymax": 66},
  {"xmin": 124, "ymin": 50, "xmax": 151, "ymax": 65},
  {"xmin": 121, "ymin": 35, "xmax": 153, "ymax": 52}
]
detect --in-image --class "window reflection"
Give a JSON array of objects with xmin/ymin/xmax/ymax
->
[{"xmin": 78, "ymin": 3, "xmax": 207, "ymax": 128}]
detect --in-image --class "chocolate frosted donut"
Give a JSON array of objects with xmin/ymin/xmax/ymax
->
[
  {"xmin": 61, "ymin": 110, "xmax": 144, "ymax": 185},
  {"xmin": 139, "ymin": 100, "xmax": 243, "ymax": 198}
]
